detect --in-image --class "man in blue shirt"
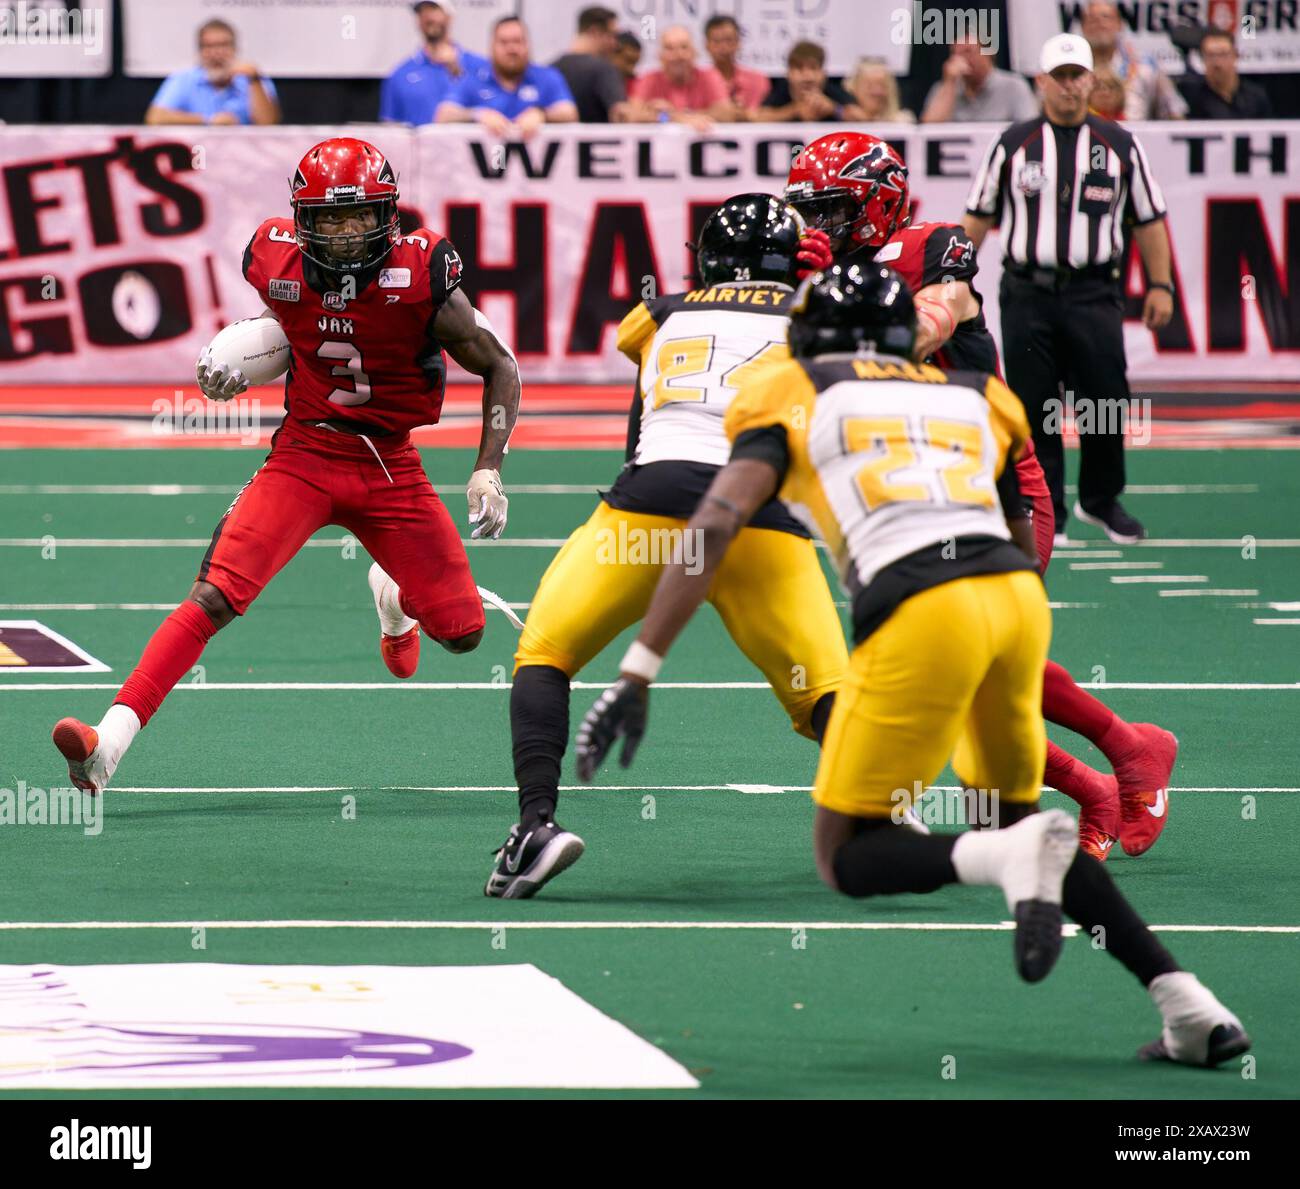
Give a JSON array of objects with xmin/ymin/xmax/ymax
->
[
  {"xmin": 437, "ymin": 16, "xmax": 577, "ymax": 138},
  {"xmin": 380, "ymin": 1, "xmax": 488, "ymax": 126},
  {"xmin": 146, "ymin": 19, "xmax": 280, "ymax": 126}
]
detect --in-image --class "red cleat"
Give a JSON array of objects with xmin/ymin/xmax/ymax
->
[
  {"xmin": 369, "ymin": 562, "xmax": 419, "ymax": 678},
  {"xmin": 1079, "ymin": 821, "xmax": 1117, "ymax": 861},
  {"xmin": 1116, "ymin": 723, "xmax": 1178, "ymax": 856},
  {"xmin": 51, "ymin": 717, "xmax": 104, "ymax": 794},
  {"xmin": 379, "ymin": 625, "xmax": 420, "ymax": 679}
]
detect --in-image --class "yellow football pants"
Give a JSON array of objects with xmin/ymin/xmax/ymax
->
[
  {"xmin": 515, "ymin": 502, "xmax": 848, "ymax": 739},
  {"xmin": 812, "ymin": 569, "xmax": 1050, "ymax": 817}
]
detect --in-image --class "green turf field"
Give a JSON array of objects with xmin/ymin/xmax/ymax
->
[{"xmin": 1, "ymin": 446, "xmax": 1297, "ymax": 1098}]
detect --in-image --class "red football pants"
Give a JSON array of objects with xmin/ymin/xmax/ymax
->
[{"xmin": 199, "ymin": 423, "xmax": 484, "ymax": 639}]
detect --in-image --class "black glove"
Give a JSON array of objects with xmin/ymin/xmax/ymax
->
[{"xmin": 575, "ymin": 677, "xmax": 649, "ymax": 782}]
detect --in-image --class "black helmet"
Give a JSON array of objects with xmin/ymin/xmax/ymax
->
[
  {"xmin": 788, "ymin": 264, "xmax": 917, "ymax": 360},
  {"xmin": 693, "ymin": 193, "xmax": 806, "ymax": 287}
]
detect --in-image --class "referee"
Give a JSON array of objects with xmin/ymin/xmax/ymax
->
[{"xmin": 962, "ymin": 33, "xmax": 1174, "ymax": 544}]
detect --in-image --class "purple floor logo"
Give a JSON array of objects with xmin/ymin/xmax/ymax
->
[{"xmin": 6, "ymin": 1020, "xmax": 472, "ymax": 1081}]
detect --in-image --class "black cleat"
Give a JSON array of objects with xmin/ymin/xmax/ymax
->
[
  {"xmin": 1014, "ymin": 898, "xmax": 1065, "ymax": 983},
  {"xmin": 485, "ymin": 821, "xmax": 585, "ymax": 899},
  {"xmin": 1073, "ymin": 499, "xmax": 1146, "ymax": 544}
]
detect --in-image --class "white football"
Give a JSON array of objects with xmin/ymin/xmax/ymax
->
[{"xmin": 206, "ymin": 316, "xmax": 290, "ymax": 385}]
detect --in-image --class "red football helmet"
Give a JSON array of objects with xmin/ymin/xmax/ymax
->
[
  {"xmin": 289, "ymin": 138, "xmax": 400, "ymax": 274},
  {"xmin": 784, "ymin": 132, "xmax": 910, "ymax": 254}
]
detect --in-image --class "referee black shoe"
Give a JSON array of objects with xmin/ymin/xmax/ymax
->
[
  {"xmin": 1073, "ymin": 499, "xmax": 1146, "ymax": 544},
  {"xmin": 485, "ymin": 820, "xmax": 585, "ymax": 899}
]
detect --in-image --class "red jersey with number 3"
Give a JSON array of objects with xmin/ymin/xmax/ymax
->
[
  {"xmin": 242, "ymin": 217, "xmax": 464, "ymax": 436},
  {"xmin": 865, "ymin": 220, "xmax": 1049, "ymax": 502}
]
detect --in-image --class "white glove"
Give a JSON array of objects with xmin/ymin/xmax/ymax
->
[
  {"xmin": 467, "ymin": 468, "xmax": 508, "ymax": 539},
  {"xmin": 196, "ymin": 346, "xmax": 249, "ymax": 403}
]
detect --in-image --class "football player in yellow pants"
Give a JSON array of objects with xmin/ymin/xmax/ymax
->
[
  {"xmin": 577, "ymin": 264, "xmax": 1249, "ymax": 1069},
  {"xmin": 485, "ymin": 195, "xmax": 846, "ymax": 899}
]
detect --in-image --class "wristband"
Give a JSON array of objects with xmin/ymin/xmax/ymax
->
[
  {"xmin": 620, "ymin": 640, "xmax": 663, "ymax": 683},
  {"xmin": 1147, "ymin": 281, "xmax": 1173, "ymax": 295}
]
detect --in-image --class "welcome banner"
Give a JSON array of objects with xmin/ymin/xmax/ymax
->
[{"xmin": 0, "ymin": 122, "xmax": 1296, "ymax": 384}]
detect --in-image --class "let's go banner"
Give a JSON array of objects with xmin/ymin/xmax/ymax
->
[{"xmin": 0, "ymin": 122, "xmax": 1296, "ymax": 385}]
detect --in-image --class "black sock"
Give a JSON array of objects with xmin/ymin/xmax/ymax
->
[
  {"xmin": 832, "ymin": 824, "xmax": 960, "ymax": 897},
  {"xmin": 1062, "ymin": 852, "xmax": 1180, "ymax": 986},
  {"xmin": 511, "ymin": 664, "xmax": 570, "ymax": 828},
  {"xmin": 810, "ymin": 691, "xmax": 835, "ymax": 744}
]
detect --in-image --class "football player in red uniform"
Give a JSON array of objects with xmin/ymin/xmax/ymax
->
[
  {"xmin": 51, "ymin": 137, "xmax": 520, "ymax": 796},
  {"xmin": 786, "ymin": 131, "xmax": 1175, "ymax": 860}
]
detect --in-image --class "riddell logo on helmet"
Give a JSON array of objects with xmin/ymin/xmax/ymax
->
[{"xmin": 324, "ymin": 185, "xmax": 365, "ymax": 202}]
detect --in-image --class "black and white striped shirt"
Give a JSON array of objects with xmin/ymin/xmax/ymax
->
[{"xmin": 966, "ymin": 114, "xmax": 1166, "ymax": 269}]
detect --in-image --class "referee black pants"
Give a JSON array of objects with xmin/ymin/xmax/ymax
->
[{"xmin": 999, "ymin": 273, "xmax": 1130, "ymax": 526}]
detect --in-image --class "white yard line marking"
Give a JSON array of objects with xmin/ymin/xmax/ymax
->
[
  {"xmin": 5, "ymin": 536, "xmax": 1300, "ymax": 551},
  {"xmin": 1238, "ymin": 601, "xmax": 1300, "ymax": 610},
  {"xmin": 0, "ymin": 920, "xmax": 1292, "ymax": 934},
  {"xmin": 0, "ymin": 537, "xmax": 573, "ymax": 549},
  {"xmin": 1253, "ymin": 618, "xmax": 1300, "ymax": 625},
  {"xmin": 1161, "ymin": 589, "xmax": 1259, "ymax": 598},
  {"xmin": 0, "ymin": 601, "xmax": 532, "ymax": 613},
  {"xmin": 103, "ymin": 783, "xmax": 1299, "ymax": 794},
  {"xmin": 1110, "ymin": 575, "xmax": 1207, "ymax": 584},
  {"xmin": 0, "ymin": 483, "xmax": 602, "ymax": 496},
  {"xmin": 1065, "ymin": 484, "xmax": 1260, "ymax": 494},
  {"xmin": 0, "ymin": 603, "xmax": 176, "ymax": 612},
  {"xmin": 1069, "ymin": 561, "xmax": 1164, "ymax": 571},
  {"xmin": 4, "ymin": 681, "xmax": 1299, "ymax": 692},
  {"xmin": 1135, "ymin": 539, "xmax": 1300, "ymax": 548},
  {"xmin": 2, "ymin": 482, "xmax": 1257, "ymax": 498},
  {"xmin": 1051, "ymin": 550, "xmax": 1123, "ymax": 559}
]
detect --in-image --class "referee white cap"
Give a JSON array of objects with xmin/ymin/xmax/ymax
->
[{"xmin": 1040, "ymin": 32, "xmax": 1094, "ymax": 74}]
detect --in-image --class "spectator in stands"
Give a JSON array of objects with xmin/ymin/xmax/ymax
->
[
  {"xmin": 704, "ymin": 14, "xmax": 770, "ymax": 120},
  {"xmin": 552, "ymin": 6, "xmax": 631, "ymax": 123},
  {"xmin": 762, "ymin": 41, "xmax": 854, "ymax": 122},
  {"xmin": 629, "ymin": 24, "xmax": 732, "ymax": 130},
  {"xmin": 920, "ymin": 37, "xmax": 1038, "ymax": 123},
  {"xmin": 380, "ymin": 1, "xmax": 487, "ymax": 126},
  {"xmin": 1081, "ymin": 0, "xmax": 1186, "ymax": 119},
  {"xmin": 612, "ymin": 31, "xmax": 643, "ymax": 88},
  {"xmin": 1089, "ymin": 70, "xmax": 1127, "ymax": 119},
  {"xmin": 145, "ymin": 19, "xmax": 279, "ymax": 126},
  {"xmin": 844, "ymin": 57, "xmax": 915, "ymax": 123},
  {"xmin": 437, "ymin": 16, "xmax": 577, "ymax": 137},
  {"xmin": 1184, "ymin": 28, "xmax": 1273, "ymax": 119}
]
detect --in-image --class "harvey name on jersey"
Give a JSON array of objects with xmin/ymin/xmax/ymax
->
[
  {"xmin": 242, "ymin": 218, "xmax": 464, "ymax": 435},
  {"xmin": 604, "ymin": 282, "xmax": 808, "ymax": 536}
]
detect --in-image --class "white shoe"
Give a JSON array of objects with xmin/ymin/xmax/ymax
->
[
  {"xmin": 954, "ymin": 809, "xmax": 1077, "ymax": 982},
  {"xmin": 1140, "ymin": 972, "xmax": 1251, "ymax": 1067},
  {"xmin": 51, "ymin": 707, "xmax": 137, "ymax": 796},
  {"xmin": 368, "ymin": 563, "xmax": 416, "ymax": 637}
]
